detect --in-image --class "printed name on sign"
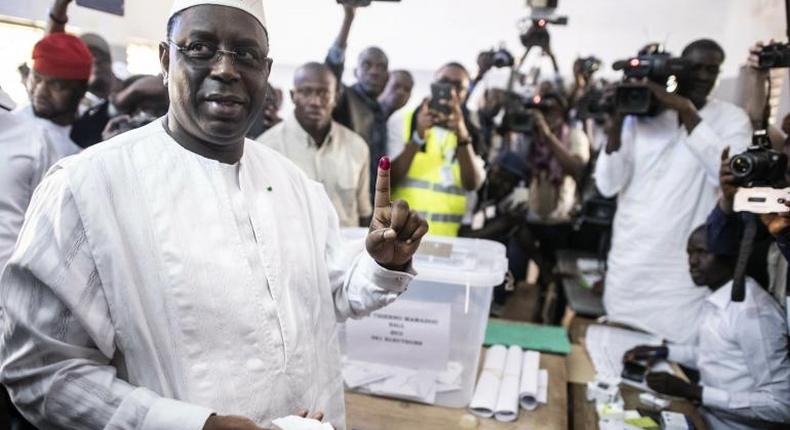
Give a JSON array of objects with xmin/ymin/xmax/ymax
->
[{"xmin": 344, "ymin": 299, "xmax": 451, "ymax": 371}]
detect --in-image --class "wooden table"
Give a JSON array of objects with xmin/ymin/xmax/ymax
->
[
  {"xmin": 568, "ymin": 320, "xmax": 707, "ymax": 430},
  {"xmin": 346, "ymin": 353, "xmax": 568, "ymax": 430}
]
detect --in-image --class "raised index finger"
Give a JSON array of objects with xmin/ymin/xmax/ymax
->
[{"xmin": 374, "ymin": 156, "xmax": 391, "ymax": 209}]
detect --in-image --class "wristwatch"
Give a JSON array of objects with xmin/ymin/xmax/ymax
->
[{"xmin": 411, "ymin": 130, "xmax": 427, "ymax": 148}]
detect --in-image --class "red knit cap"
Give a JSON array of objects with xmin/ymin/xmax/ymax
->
[{"xmin": 32, "ymin": 33, "xmax": 94, "ymax": 81}]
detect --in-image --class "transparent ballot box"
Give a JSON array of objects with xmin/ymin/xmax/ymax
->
[{"xmin": 339, "ymin": 229, "xmax": 507, "ymax": 408}]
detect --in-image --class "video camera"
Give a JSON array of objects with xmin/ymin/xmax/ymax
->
[
  {"xmin": 518, "ymin": 0, "xmax": 568, "ymax": 50},
  {"xmin": 576, "ymin": 88, "xmax": 615, "ymax": 124},
  {"xmin": 611, "ymin": 49, "xmax": 688, "ymax": 116},
  {"xmin": 502, "ymin": 94, "xmax": 557, "ymax": 134}
]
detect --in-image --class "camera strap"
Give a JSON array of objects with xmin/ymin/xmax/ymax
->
[{"xmin": 732, "ymin": 215, "xmax": 758, "ymax": 302}]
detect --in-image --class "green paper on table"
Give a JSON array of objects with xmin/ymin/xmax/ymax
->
[{"xmin": 484, "ymin": 319, "xmax": 572, "ymax": 355}]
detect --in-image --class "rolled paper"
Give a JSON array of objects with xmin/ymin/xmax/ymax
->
[{"xmin": 468, "ymin": 345, "xmax": 507, "ymax": 418}]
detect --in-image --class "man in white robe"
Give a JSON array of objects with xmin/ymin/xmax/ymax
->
[
  {"xmin": 0, "ymin": 1, "xmax": 428, "ymax": 430},
  {"xmin": 594, "ymin": 39, "xmax": 752, "ymax": 343}
]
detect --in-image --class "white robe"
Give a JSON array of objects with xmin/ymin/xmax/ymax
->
[
  {"xmin": 594, "ymin": 99, "xmax": 751, "ymax": 343},
  {"xmin": 11, "ymin": 105, "xmax": 81, "ymax": 159},
  {"xmin": 0, "ymin": 110, "xmax": 58, "ymax": 271},
  {"xmin": 0, "ymin": 120, "xmax": 414, "ymax": 430}
]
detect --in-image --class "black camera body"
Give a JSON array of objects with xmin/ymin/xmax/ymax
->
[
  {"xmin": 758, "ymin": 42, "xmax": 790, "ymax": 69},
  {"xmin": 731, "ymin": 131, "xmax": 788, "ymax": 188},
  {"xmin": 611, "ymin": 52, "xmax": 688, "ymax": 116},
  {"xmin": 503, "ymin": 94, "xmax": 550, "ymax": 134},
  {"xmin": 578, "ymin": 56, "xmax": 602, "ymax": 77},
  {"xmin": 576, "ymin": 88, "xmax": 614, "ymax": 124}
]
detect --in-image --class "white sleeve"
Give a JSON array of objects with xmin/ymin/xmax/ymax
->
[
  {"xmin": 702, "ymin": 298, "xmax": 790, "ymax": 423},
  {"xmin": 0, "ymin": 168, "xmax": 214, "ymax": 430},
  {"xmin": 321, "ymin": 187, "xmax": 415, "ymax": 321},
  {"xmin": 0, "ymin": 131, "xmax": 52, "ymax": 270},
  {"xmin": 667, "ymin": 343, "xmax": 699, "ymax": 369},
  {"xmin": 683, "ymin": 104, "xmax": 752, "ymax": 186},
  {"xmin": 593, "ymin": 116, "xmax": 635, "ymax": 198}
]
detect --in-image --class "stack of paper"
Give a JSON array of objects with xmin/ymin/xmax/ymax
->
[
  {"xmin": 585, "ymin": 325, "xmax": 674, "ymax": 391},
  {"xmin": 341, "ymin": 359, "xmax": 463, "ymax": 404}
]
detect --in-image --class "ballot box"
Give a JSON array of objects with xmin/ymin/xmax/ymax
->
[{"xmin": 339, "ymin": 229, "xmax": 507, "ymax": 408}]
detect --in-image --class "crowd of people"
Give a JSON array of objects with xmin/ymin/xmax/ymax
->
[{"xmin": 0, "ymin": 0, "xmax": 789, "ymax": 429}]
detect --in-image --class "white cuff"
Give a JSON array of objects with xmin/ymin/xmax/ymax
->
[
  {"xmin": 360, "ymin": 252, "xmax": 417, "ymax": 294},
  {"xmin": 701, "ymin": 386, "xmax": 730, "ymax": 410},
  {"xmin": 141, "ymin": 397, "xmax": 215, "ymax": 430}
]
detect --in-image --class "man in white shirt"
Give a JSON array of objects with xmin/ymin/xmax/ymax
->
[
  {"xmin": 595, "ymin": 39, "xmax": 752, "ymax": 343},
  {"xmin": 258, "ymin": 62, "xmax": 372, "ymax": 228},
  {"xmin": 0, "ymin": 2, "xmax": 428, "ymax": 430},
  {"xmin": 625, "ymin": 226, "xmax": 790, "ymax": 430}
]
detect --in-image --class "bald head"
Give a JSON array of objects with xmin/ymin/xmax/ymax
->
[
  {"xmin": 291, "ymin": 62, "xmax": 337, "ymax": 137},
  {"xmin": 379, "ymin": 69, "xmax": 414, "ymax": 115},
  {"xmin": 294, "ymin": 62, "xmax": 336, "ymax": 89},
  {"xmin": 355, "ymin": 46, "xmax": 389, "ymax": 97}
]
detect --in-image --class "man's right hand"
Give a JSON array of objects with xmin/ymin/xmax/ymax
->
[
  {"xmin": 718, "ymin": 147, "xmax": 738, "ymax": 214},
  {"xmin": 414, "ymin": 98, "xmax": 433, "ymax": 141},
  {"xmin": 622, "ymin": 345, "xmax": 668, "ymax": 366},
  {"xmin": 203, "ymin": 415, "xmax": 272, "ymax": 430}
]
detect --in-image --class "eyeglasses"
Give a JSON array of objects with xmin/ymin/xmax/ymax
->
[{"xmin": 167, "ymin": 40, "xmax": 270, "ymax": 69}]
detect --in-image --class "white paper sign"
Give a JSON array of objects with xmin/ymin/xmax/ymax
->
[{"xmin": 345, "ymin": 300, "xmax": 451, "ymax": 371}]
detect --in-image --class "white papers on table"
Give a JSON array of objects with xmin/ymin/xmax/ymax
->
[
  {"xmin": 469, "ymin": 345, "xmax": 507, "ymax": 418},
  {"xmin": 585, "ymin": 325, "xmax": 674, "ymax": 391},
  {"xmin": 342, "ymin": 359, "xmax": 463, "ymax": 404},
  {"xmin": 493, "ymin": 346, "xmax": 523, "ymax": 422},
  {"xmin": 272, "ymin": 416, "xmax": 334, "ymax": 430},
  {"xmin": 519, "ymin": 351, "xmax": 548, "ymax": 410}
]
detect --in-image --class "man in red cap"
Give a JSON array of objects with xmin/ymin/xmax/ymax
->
[{"xmin": 11, "ymin": 32, "xmax": 92, "ymax": 159}]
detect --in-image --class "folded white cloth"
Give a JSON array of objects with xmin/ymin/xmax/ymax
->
[
  {"xmin": 468, "ymin": 345, "xmax": 508, "ymax": 418},
  {"xmin": 494, "ymin": 345, "xmax": 523, "ymax": 422}
]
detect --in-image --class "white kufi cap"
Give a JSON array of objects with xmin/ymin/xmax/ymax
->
[{"xmin": 169, "ymin": 0, "xmax": 267, "ymax": 30}]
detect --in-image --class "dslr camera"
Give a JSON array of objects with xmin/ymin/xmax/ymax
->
[
  {"xmin": 611, "ymin": 50, "xmax": 688, "ymax": 116},
  {"xmin": 758, "ymin": 42, "xmax": 790, "ymax": 69},
  {"xmin": 732, "ymin": 130, "xmax": 790, "ymax": 214}
]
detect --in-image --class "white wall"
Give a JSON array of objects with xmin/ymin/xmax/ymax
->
[{"xmin": 1, "ymin": 0, "xmax": 787, "ymax": 104}]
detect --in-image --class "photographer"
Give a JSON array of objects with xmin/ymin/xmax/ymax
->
[
  {"xmin": 326, "ymin": 3, "xmax": 390, "ymax": 198},
  {"xmin": 623, "ymin": 225, "xmax": 790, "ymax": 430},
  {"xmin": 389, "ymin": 63, "xmax": 486, "ymax": 237},
  {"xmin": 594, "ymin": 39, "xmax": 752, "ymax": 343}
]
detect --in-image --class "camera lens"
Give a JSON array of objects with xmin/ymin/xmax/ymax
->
[{"xmin": 730, "ymin": 155, "xmax": 754, "ymax": 177}]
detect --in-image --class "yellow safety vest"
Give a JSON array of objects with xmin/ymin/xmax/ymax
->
[{"xmin": 392, "ymin": 110, "xmax": 467, "ymax": 237}]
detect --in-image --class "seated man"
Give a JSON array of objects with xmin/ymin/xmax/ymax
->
[
  {"xmin": 624, "ymin": 225, "xmax": 790, "ymax": 430},
  {"xmin": 258, "ymin": 62, "xmax": 372, "ymax": 228},
  {"xmin": 390, "ymin": 63, "xmax": 487, "ymax": 237}
]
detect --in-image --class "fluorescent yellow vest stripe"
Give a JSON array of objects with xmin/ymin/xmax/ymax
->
[{"xmin": 392, "ymin": 110, "xmax": 467, "ymax": 237}]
